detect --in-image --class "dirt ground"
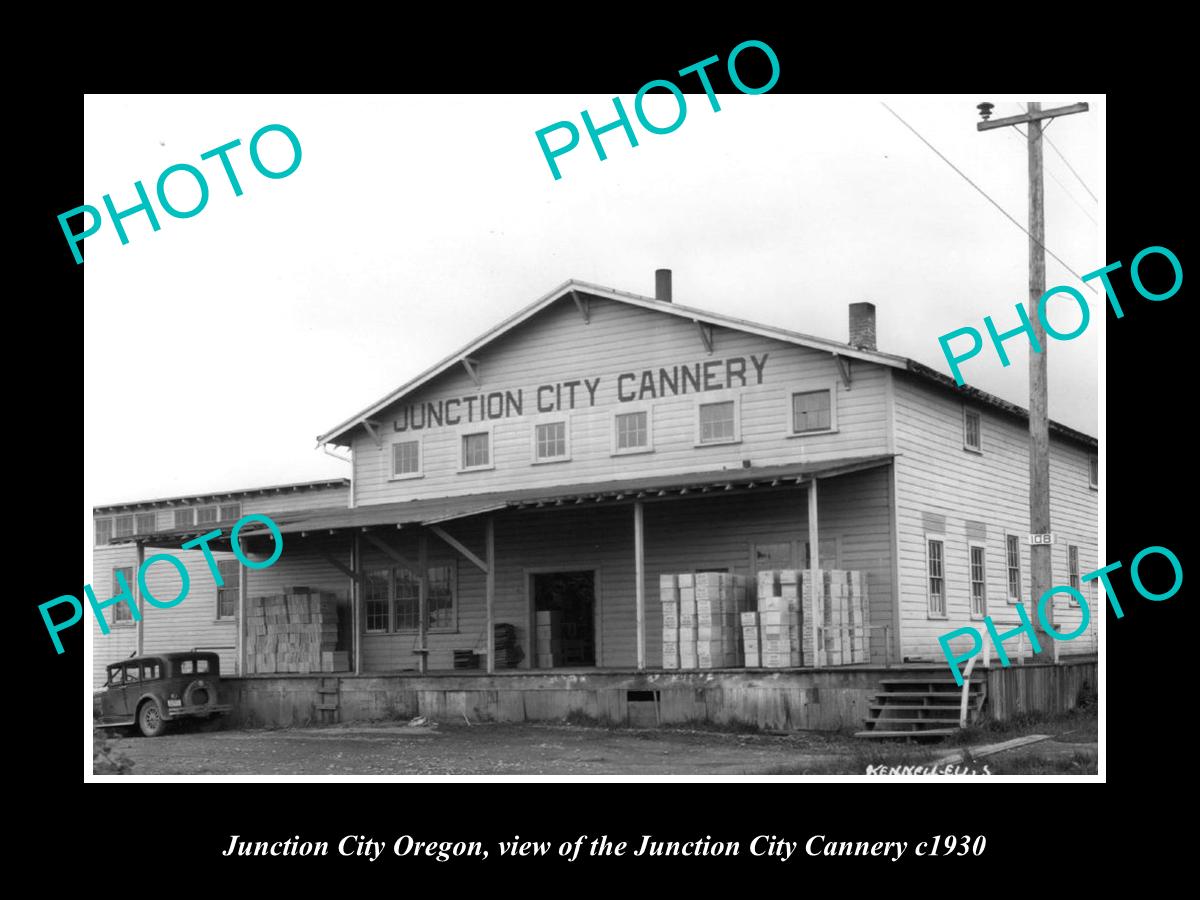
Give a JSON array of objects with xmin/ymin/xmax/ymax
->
[{"xmin": 96, "ymin": 710, "xmax": 1099, "ymax": 775}]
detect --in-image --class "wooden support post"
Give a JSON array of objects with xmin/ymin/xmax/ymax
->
[
  {"xmin": 237, "ymin": 535, "xmax": 248, "ymax": 676},
  {"xmin": 808, "ymin": 479, "xmax": 820, "ymax": 668},
  {"xmin": 352, "ymin": 534, "xmax": 361, "ymax": 676},
  {"xmin": 418, "ymin": 530, "xmax": 429, "ymax": 675},
  {"xmin": 634, "ymin": 500, "xmax": 646, "ymax": 671},
  {"xmin": 485, "ymin": 517, "xmax": 495, "ymax": 675},
  {"xmin": 135, "ymin": 540, "xmax": 145, "ymax": 656}
]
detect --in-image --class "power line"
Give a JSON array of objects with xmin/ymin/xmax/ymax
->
[
  {"xmin": 1006, "ymin": 126, "xmax": 1098, "ymax": 225},
  {"xmin": 879, "ymin": 101, "xmax": 1096, "ymax": 291},
  {"xmin": 1017, "ymin": 102, "xmax": 1098, "ymax": 202}
]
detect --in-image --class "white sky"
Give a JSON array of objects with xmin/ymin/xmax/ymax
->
[{"xmin": 83, "ymin": 93, "xmax": 1102, "ymax": 505}]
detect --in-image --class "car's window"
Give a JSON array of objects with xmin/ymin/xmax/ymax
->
[
  {"xmin": 180, "ymin": 660, "xmax": 193, "ymax": 675},
  {"xmin": 124, "ymin": 664, "xmax": 141, "ymax": 683},
  {"xmin": 108, "ymin": 667, "xmax": 124, "ymax": 686},
  {"xmin": 196, "ymin": 659, "xmax": 210, "ymax": 674},
  {"xmin": 143, "ymin": 662, "xmax": 161, "ymax": 680}
]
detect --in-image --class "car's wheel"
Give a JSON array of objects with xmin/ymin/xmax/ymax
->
[{"xmin": 138, "ymin": 700, "xmax": 168, "ymax": 737}]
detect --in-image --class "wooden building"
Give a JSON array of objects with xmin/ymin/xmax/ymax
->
[{"xmin": 95, "ymin": 272, "xmax": 1097, "ymax": 729}]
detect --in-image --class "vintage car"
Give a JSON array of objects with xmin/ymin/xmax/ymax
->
[{"xmin": 93, "ymin": 651, "xmax": 233, "ymax": 737}]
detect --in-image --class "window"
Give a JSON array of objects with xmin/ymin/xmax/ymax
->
[
  {"xmin": 1089, "ymin": 456, "xmax": 1098, "ymax": 489},
  {"xmin": 179, "ymin": 658, "xmax": 209, "ymax": 675},
  {"xmin": 216, "ymin": 558, "xmax": 239, "ymax": 620},
  {"xmin": 803, "ymin": 538, "xmax": 838, "ymax": 569},
  {"xmin": 142, "ymin": 662, "xmax": 161, "ymax": 680},
  {"xmin": 196, "ymin": 506, "xmax": 218, "ymax": 525},
  {"xmin": 112, "ymin": 567, "xmax": 134, "ymax": 624},
  {"xmin": 461, "ymin": 432, "xmax": 490, "ymax": 469},
  {"xmin": 963, "ymin": 408, "xmax": 982, "ymax": 452},
  {"xmin": 113, "ymin": 515, "xmax": 134, "ymax": 539},
  {"xmin": 927, "ymin": 539, "xmax": 946, "ymax": 617},
  {"xmin": 1068, "ymin": 545, "xmax": 1080, "ymax": 592},
  {"xmin": 1006, "ymin": 534, "xmax": 1022, "ymax": 602},
  {"xmin": 174, "ymin": 508, "xmax": 195, "ymax": 529},
  {"xmin": 107, "ymin": 666, "xmax": 125, "ymax": 686},
  {"xmin": 969, "ymin": 544, "xmax": 987, "ymax": 617},
  {"xmin": 135, "ymin": 513, "xmax": 156, "ymax": 534},
  {"xmin": 394, "ymin": 568, "xmax": 420, "ymax": 631},
  {"xmin": 392, "ymin": 440, "xmax": 421, "ymax": 478},
  {"xmin": 792, "ymin": 389, "xmax": 832, "ymax": 434},
  {"xmin": 697, "ymin": 400, "xmax": 737, "ymax": 444},
  {"xmin": 123, "ymin": 663, "xmax": 141, "ymax": 684},
  {"xmin": 219, "ymin": 502, "xmax": 241, "ymax": 521},
  {"xmin": 614, "ymin": 410, "xmax": 650, "ymax": 453},
  {"xmin": 95, "ymin": 518, "xmax": 113, "ymax": 546},
  {"xmin": 364, "ymin": 569, "xmax": 390, "ymax": 633},
  {"xmin": 534, "ymin": 421, "xmax": 568, "ymax": 462}
]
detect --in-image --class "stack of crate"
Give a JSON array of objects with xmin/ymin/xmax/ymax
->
[
  {"xmin": 245, "ymin": 590, "xmax": 345, "ymax": 674},
  {"xmin": 535, "ymin": 610, "xmax": 563, "ymax": 668},
  {"xmin": 678, "ymin": 574, "xmax": 696, "ymax": 668},
  {"xmin": 755, "ymin": 570, "xmax": 803, "ymax": 667},
  {"xmin": 694, "ymin": 573, "xmax": 745, "ymax": 668},
  {"xmin": 801, "ymin": 569, "xmax": 870, "ymax": 665},
  {"xmin": 659, "ymin": 575, "xmax": 680, "ymax": 669}
]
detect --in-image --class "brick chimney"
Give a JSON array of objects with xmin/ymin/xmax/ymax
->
[
  {"xmin": 655, "ymin": 268, "xmax": 673, "ymax": 303},
  {"xmin": 849, "ymin": 301, "xmax": 876, "ymax": 351}
]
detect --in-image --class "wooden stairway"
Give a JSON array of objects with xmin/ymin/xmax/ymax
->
[
  {"xmin": 855, "ymin": 675, "xmax": 986, "ymax": 739},
  {"xmin": 317, "ymin": 677, "xmax": 340, "ymax": 725}
]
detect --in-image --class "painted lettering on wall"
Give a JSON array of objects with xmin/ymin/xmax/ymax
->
[{"xmin": 393, "ymin": 354, "xmax": 769, "ymax": 432}]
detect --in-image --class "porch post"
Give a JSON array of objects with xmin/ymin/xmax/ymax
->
[
  {"xmin": 352, "ymin": 533, "xmax": 362, "ymax": 676},
  {"xmin": 418, "ymin": 530, "xmax": 429, "ymax": 674},
  {"xmin": 135, "ymin": 540, "xmax": 145, "ymax": 656},
  {"xmin": 808, "ymin": 479, "xmax": 820, "ymax": 668},
  {"xmin": 634, "ymin": 500, "xmax": 646, "ymax": 671},
  {"xmin": 485, "ymin": 516, "xmax": 495, "ymax": 675},
  {"xmin": 237, "ymin": 536, "xmax": 248, "ymax": 676}
]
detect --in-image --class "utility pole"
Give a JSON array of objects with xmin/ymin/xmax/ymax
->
[{"xmin": 976, "ymin": 100, "xmax": 1088, "ymax": 662}]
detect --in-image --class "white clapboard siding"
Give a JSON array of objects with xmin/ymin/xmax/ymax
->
[
  {"xmin": 891, "ymin": 373, "xmax": 1098, "ymax": 662},
  {"xmin": 352, "ymin": 296, "xmax": 891, "ymax": 504},
  {"xmin": 90, "ymin": 544, "xmax": 141, "ymax": 688}
]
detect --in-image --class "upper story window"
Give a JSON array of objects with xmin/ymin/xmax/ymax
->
[
  {"xmin": 1068, "ymin": 544, "xmax": 1080, "ymax": 592},
  {"xmin": 1089, "ymin": 456, "xmax": 1098, "ymax": 489},
  {"xmin": 219, "ymin": 502, "xmax": 241, "ymax": 521},
  {"xmin": 196, "ymin": 506, "xmax": 218, "ymax": 525},
  {"xmin": 95, "ymin": 518, "xmax": 113, "ymax": 546},
  {"xmin": 216, "ymin": 558, "xmax": 239, "ymax": 620},
  {"xmin": 392, "ymin": 440, "xmax": 422, "ymax": 479},
  {"xmin": 534, "ymin": 421, "xmax": 569, "ymax": 463},
  {"xmin": 174, "ymin": 508, "xmax": 195, "ymax": 529},
  {"xmin": 112, "ymin": 567, "xmax": 134, "ymax": 624},
  {"xmin": 792, "ymin": 389, "xmax": 833, "ymax": 434},
  {"xmin": 1006, "ymin": 533, "xmax": 1022, "ymax": 602},
  {"xmin": 963, "ymin": 408, "xmax": 982, "ymax": 452},
  {"xmin": 926, "ymin": 538, "xmax": 946, "ymax": 617},
  {"xmin": 135, "ymin": 513, "xmax": 156, "ymax": 534},
  {"xmin": 461, "ymin": 431, "xmax": 491, "ymax": 470},
  {"xmin": 113, "ymin": 515, "xmax": 134, "ymax": 539},
  {"xmin": 613, "ymin": 410, "xmax": 651, "ymax": 454},
  {"xmin": 697, "ymin": 399, "xmax": 738, "ymax": 445}
]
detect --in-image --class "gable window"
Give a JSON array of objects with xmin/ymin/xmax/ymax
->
[
  {"xmin": 95, "ymin": 518, "xmax": 113, "ymax": 546},
  {"xmin": 969, "ymin": 544, "xmax": 987, "ymax": 617},
  {"xmin": 392, "ymin": 440, "xmax": 421, "ymax": 478},
  {"xmin": 963, "ymin": 408, "xmax": 982, "ymax": 452},
  {"xmin": 112, "ymin": 567, "xmax": 134, "ymax": 624},
  {"xmin": 113, "ymin": 515, "xmax": 134, "ymax": 539},
  {"xmin": 461, "ymin": 432, "xmax": 491, "ymax": 470},
  {"xmin": 135, "ymin": 513, "xmax": 156, "ymax": 534},
  {"xmin": 534, "ymin": 421, "xmax": 569, "ymax": 463},
  {"xmin": 174, "ymin": 508, "xmax": 195, "ymax": 529},
  {"xmin": 364, "ymin": 569, "xmax": 390, "ymax": 633},
  {"xmin": 926, "ymin": 538, "xmax": 946, "ymax": 617},
  {"xmin": 697, "ymin": 400, "xmax": 738, "ymax": 445},
  {"xmin": 614, "ymin": 410, "xmax": 651, "ymax": 453},
  {"xmin": 1089, "ymin": 456, "xmax": 1098, "ymax": 489},
  {"xmin": 216, "ymin": 558, "xmax": 239, "ymax": 620},
  {"xmin": 196, "ymin": 506, "xmax": 218, "ymax": 525},
  {"xmin": 219, "ymin": 502, "xmax": 241, "ymax": 521},
  {"xmin": 792, "ymin": 389, "xmax": 832, "ymax": 434},
  {"xmin": 1006, "ymin": 534, "xmax": 1022, "ymax": 602}
]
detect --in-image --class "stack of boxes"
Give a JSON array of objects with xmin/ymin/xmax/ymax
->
[
  {"xmin": 754, "ymin": 570, "xmax": 803, "ymax": 667},
  {"xmin": 678, "ymin": 574, "xmax": 696, "ymax": 669},
  {"xmin": 245, "ymin": 589, "xmax": 345, "ymax": 674},
  {"xmin": 660, "ymin": 573, "xmax": 747, "ymax": 669},
  {"xmin": 535, "ymin": 610, "xmax": 563, "ymax": 668},
  {"xmin": 659, "ymin": 575, "xmax": 680, "ymax": 669},
  {"xmin": 803, "ymin": 569, "xmax": 870, "ymax": 665}
]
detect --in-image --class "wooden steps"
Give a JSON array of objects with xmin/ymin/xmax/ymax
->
[
  {"xmin": 317, "ymin": 678, "xmax": 340, "ymax": 724},
  {"xmin": 855, "ymin": 675, "xmax": 986, "ymax": 740}
]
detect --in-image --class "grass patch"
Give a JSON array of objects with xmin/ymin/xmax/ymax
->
[
  {"xmin": 986, "ymin": 750, "xmax": 1096, "ymax": 775},
  {"xmin": 949, "ymin": 692, "xmax": 1097, "ymax": 746},
  {"xmin": 763, "ymin": 744, "xmax": 939, "ymax": 775}
]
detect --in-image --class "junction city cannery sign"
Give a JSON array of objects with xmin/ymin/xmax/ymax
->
[{"xmin": 394, "ymin": 354, "xmax": 769, "ymax": 432}]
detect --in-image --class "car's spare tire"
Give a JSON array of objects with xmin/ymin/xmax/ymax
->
[{"xmin": 184, "ymin": 679, "xmax": 216, "ymax": 710}]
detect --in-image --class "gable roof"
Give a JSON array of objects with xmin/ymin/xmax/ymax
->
[{"xmin": 317, "ymin": 278, "xmax": 1097, "ymax": 450}]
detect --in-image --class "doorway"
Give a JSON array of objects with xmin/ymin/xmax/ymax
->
[{"xmin": 531, "ymin": 571, "xmax": 596, "ymax": 668}]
